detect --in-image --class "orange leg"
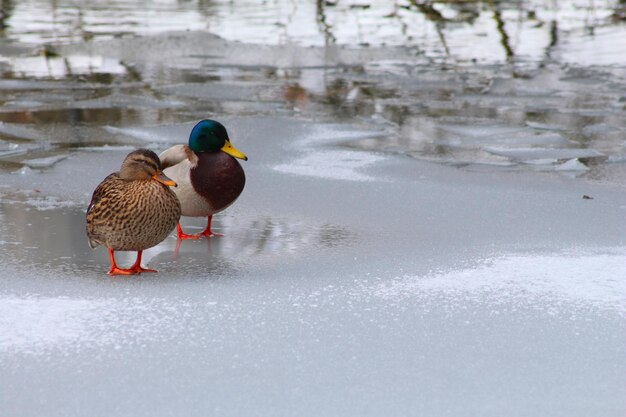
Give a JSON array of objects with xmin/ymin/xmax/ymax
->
[
  {"xmin": 127, "ymin": 250, "xmax": 157, "ymax": 274},
  {"xmin": 176, "ymin": 223, "xmax": 200, "ymax": 240},
  {"xmin": 107, "ymin": 248, "xmax": 134, "ymax": 275},
  {"xmin": 199, "ymin": 215, "xmax": 224, "ymax": 238},
  {"xmin": 107, "ymin": 249, "xmax": 157, "ymax": 275},
  {"xmin": 176, "ymin": 216, "xmax": 223, "ymax": 240}
]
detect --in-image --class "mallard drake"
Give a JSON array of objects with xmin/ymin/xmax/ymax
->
[
  {"xmin": 159, "ymin": 119, "xmax": 247, "ymax": 240},
  {"xmin": 86, "ymin": 149, "xmax": 181, "ymax": 275}
]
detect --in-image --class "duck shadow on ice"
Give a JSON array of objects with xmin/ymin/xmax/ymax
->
[
  {"xmin": 0, "ymin": 202, "xmax": 355, "ymax": 280},
  {"xmin": 146, "ymin": 215, "xmax": 357, "ymax": 279}
]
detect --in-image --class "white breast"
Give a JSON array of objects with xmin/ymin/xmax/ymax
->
[{"xmin": 164, "ymin": 160, "xmax": 216, "ymax": 217}]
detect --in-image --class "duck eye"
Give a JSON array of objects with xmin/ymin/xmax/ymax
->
[{"xmin": 140, "ymin": 159, "xmax": 158, "ymax": 171}]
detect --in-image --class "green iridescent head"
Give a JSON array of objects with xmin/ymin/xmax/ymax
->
[{"xmin": 188, "ymin": 119, "xmax": 247, "ymax": 160}]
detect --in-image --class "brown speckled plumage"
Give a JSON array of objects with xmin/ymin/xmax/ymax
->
[{"xmin": 86, "ymin": 150, "xmax": 181, "ymax": 252}]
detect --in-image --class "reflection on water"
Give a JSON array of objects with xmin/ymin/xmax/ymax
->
[
  {"xmin": 241, "ymin": 216, "xmax": 355, "ymax": 254},
  {"xmin": 0, "ymin": 201, "xmax": 356, "ymax": 277},
  {"xmin": 0, "ymin": 0, "xmax": 624, "ymax": 179},
  {"xmin": 0, "ymin": 108, "xmax": 144, "ymax": 125},
  {"xmin": 1, "ymin": 0, "xmax": 623, "ymax": 60}
]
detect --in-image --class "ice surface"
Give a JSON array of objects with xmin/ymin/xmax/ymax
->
[
  {"xmin": 1, "ymin": 119, "xmax": 626, "ymax": 417},
  {"xmin": 555, "ymin": 158, "xmax": 590, "ymax": 172},
  {"xmin": 525, "ymin": 121, "xmax": 565, "ymax": 131},
  {"xmin": 485, "ymin": 147, "xmax": 604, "ymax": 161},
  {"xmin": 80, "ymin": 145, "xmax": 136, "ymax": 152},
  {"xmin": 0, "ymin": 296, "xmax": 111, "ymax": 351},
  {"xmin": 21, "ymin": 196, "xmax": 79, "ymax": 210},
  {"xmin": 103, "ymin": 124, "xmax": 193, "ymax": 144},
  {"xmin": 582, "ymin": 123, "xmax": 621, "ymax": 136},
  {"xmin": 23, "ymin": 155, "xmax": 68, "ymax": 169},
  {"xmin": 0, "ymin": 142, "xmax": 28, "ymax": 158},
  {"xmin": 0, "ymin": 295, "xmax": 189, "ymax": 353},
  {"xmin": 440, "ymin": 125, "xmax": 529, "ymax": 139},
  {"xmin": 12, "ymin": 166, "xmax": 32, "ymax": 175},
  {"xmin": 274, "ymin": 149, "xmax": 387, "ymax": 181},
  {"xmin": 1, "ymin": 2, "xmax": 625, "ymax": 415},
  {"xmin": 7, "ymin": 55, "xmax": 126, "ymax": 79},
  {"xmin": 0, "ymin": 122, "xmax": 42, "ymax": 141},
  {"xmin": 368, "ymin": 251, "xmax": 626, "ymax": 315},
  {"xmin": 0, "ymin": 78, "xmax": 93, "ymax": 91},
  {"xmin": 73, "ymin": 93, "xmax": 185, "ymax": 110},
  {"xmin": 272, "ymin": 122, "xmax": 390, "ymax": 181}
]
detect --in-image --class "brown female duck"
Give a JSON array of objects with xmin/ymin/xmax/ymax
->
[{"xmin": 86, "ymin": 149, "xmax": 181, "ymax": 275}]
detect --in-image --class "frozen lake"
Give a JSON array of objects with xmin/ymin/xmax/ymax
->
[{"xmin": 1, "ymin": 1, "xmax": 625, "ymax": 416}]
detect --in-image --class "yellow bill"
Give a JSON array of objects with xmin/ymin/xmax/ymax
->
[{"xmin": 221, "ymin": 140, "xmax": 248, "ymax": 161}]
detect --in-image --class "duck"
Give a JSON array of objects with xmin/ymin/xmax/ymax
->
[
  {"xmin": 86, "ymin": 149, "xmax": 181, "ymax": 275},
  {"xmin": 159, "ymin": 119, "xmax": 247, "ymax": 240}
]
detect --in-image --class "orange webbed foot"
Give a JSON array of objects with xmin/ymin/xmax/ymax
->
[
  {"xmin": 200, "ymin": 230, "xmax": 223, "ymax": 238},
  {"xmin": 106, "ymin": 249, "xmax": 157, "ymax": 276},
  {"xmin": 130, "ymin": 265, "xmax": 157, "ymax": 274},
  {"xmin": 108, "ymin": 267, "xmax": 136, "ymax": 276}
]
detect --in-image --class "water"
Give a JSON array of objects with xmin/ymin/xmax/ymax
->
[
  {"xmin": 3, "ymin": 0, "xmax": 625, "ymax": 59},
  {"xmin": 0, "ymin": 0, "xmax": 625, "ymax": 178}
]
